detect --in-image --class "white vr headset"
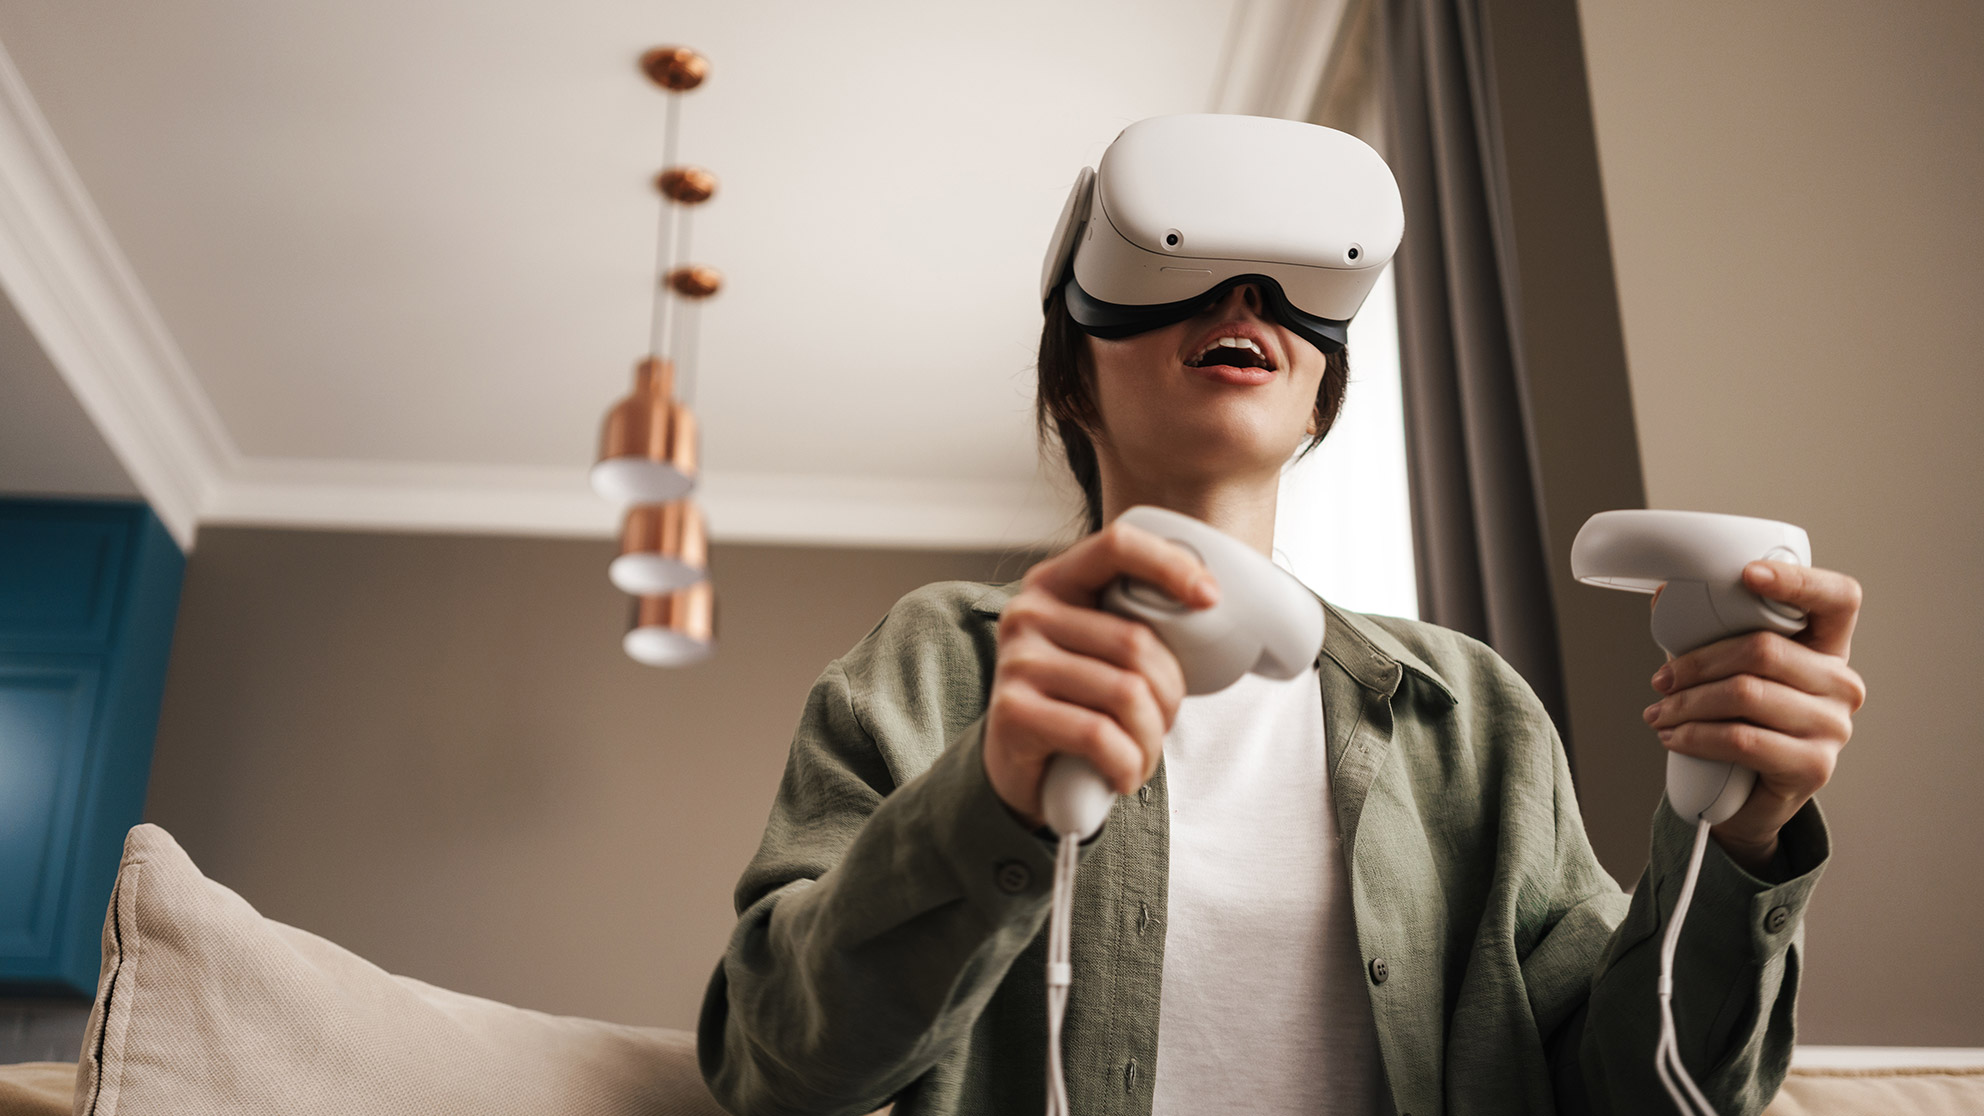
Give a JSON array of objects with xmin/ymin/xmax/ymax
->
[{"xmin": 1040, "ymin": 113, "xmax": 1404, "ymax": 355}]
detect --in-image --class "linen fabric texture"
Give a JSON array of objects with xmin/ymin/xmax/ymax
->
[
  {"xmin": 72, "ymin": 824, "xmax": 726, "ymax": 1116},
  {"xmin": 697, "ymin": 578, "xmax": 1830, "ymax": 1116}
]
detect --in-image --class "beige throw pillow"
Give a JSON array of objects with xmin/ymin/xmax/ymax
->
[{"xmin": 74, "ymin": 824, "xmax": 728, "ymax": 1116}]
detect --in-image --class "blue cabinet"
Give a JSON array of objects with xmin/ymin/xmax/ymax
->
[{"xmin": 0, "ymin": 500, "xmax": 183, "ymax": 994}]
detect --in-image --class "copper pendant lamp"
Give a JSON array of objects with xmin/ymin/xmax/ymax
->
[
  {"xmin": 591, "ymin": 357, "xmax": 699, "ymax": 504},
  {"xmin": 624, "ymin": 580, "xmax": 716, "ymax": 667},
  {"xmin": 590, "ymin": 45, "xmax": 718, "ymax": 508},
  {"xmin": 610, "ymin": 498, "xmax": 708, "ymax": 594}
]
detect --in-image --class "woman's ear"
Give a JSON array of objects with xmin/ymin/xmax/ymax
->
[{"xmin": 1305, "ymin": 407, "xmax": 1319, "ymax": 437}]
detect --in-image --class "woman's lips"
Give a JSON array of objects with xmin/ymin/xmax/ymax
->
[{"xmin": 1187, "ymin": 361, "xmax": 1276, "ymax": 386}]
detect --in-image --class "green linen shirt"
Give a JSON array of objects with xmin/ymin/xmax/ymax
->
[{"xmin": 696, "ymin": 578, "xmax": 1828, "ymax": 1116}]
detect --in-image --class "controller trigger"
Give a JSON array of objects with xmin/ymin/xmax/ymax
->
[{"xmin": 1117, "ymin": 576, "xmax": 1188, "ymax": 613}]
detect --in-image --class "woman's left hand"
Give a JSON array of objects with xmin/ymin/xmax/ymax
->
[{"xmin": 1642, "ymin": 560, "xmax": 1866, "ymax": 876}]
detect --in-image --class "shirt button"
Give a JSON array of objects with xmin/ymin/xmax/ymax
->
[
  {"xmin": 1369, "ymin": 957, "xmax": 1390, "ymax": 985},
  {"xmin": 1137, "ymin": 784, "xmax": 1151, "ymax": 805},
  {"xmin": 994, "ymin": 860, "xmax": 1032, "ymax": 894},
  {"xmin": 1764, "ymin": 905, "xmax": 1791, "ymax": 933}
]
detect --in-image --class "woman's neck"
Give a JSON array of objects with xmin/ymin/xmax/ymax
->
[{"xmin": 1097, "ymin": 468, "xmax": 1281, "ymax": 557}]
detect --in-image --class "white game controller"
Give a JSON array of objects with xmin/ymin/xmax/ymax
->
[
  {"xmin": 1571, "ymin": 510, "xmax": 1811, "ymax": 824},
  {"xmin": 1039, "ymin": 505, "xmax": 1327, "ymax": 840}
]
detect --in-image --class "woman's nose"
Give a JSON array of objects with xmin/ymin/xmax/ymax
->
[{"xmin": 1217, "ymin": 282, "xmax": 1266, "ymax": 315}]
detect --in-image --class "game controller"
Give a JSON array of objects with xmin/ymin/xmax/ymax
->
[
  {"xmin": 1039, "ymin": 505, "xmax": 1326, "ymax": 840},
  {"xmin": 1571, "ymin": 509, "xmax": 1812, "ymax": 824}
]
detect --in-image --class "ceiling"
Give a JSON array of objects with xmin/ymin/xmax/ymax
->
[{"xmin": 0, "ymin": 0, "xmax": 1347, "ymax": 549}]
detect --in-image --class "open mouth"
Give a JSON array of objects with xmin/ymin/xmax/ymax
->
[{"xmin": 1185, "ymin": 335, "xmax": 1276, "ymax": 372}]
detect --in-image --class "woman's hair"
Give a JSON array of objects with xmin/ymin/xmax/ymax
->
[{"xmin": 1034, "ymin": 288, "xmax": 1352, "ymax": 535}]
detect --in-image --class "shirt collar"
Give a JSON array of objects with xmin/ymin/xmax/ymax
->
[
  {"xmin": 971, "ymin": 578, "xmax": 1457, "ymax": 707},
  {"xmin": 1313, "ymin": 593, "xmax": 1458, "ymax": 706}
]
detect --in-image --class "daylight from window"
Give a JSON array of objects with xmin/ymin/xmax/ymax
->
[{"xmin": 1273, "ymin": 269, "xmax": 1417, "ymax": 619}]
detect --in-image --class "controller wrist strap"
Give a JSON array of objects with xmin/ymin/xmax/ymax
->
[{"xmin": 1657, "ymin": 818, "xmax": 1720, "ymax": 1116}]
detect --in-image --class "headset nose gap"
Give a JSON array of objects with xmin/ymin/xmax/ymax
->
[{"xmin": 1220, "ymin": 281, "xmax": 1266, "ymax": 315}]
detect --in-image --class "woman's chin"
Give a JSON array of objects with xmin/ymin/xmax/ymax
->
[{"xmin": 1116, "ymin": 425, "xmax": 1305, "ymax": 481}]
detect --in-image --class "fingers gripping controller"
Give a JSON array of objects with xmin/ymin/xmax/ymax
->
[
  {"xmin": 1040, "ymin": 505, "xmax": 1326, "ymax": 840},
  {"xmin": 1570, "ymin": 510, "xmax": 1811, "ymax": 823}
]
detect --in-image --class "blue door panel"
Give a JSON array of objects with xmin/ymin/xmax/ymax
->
[
  {"xmin": 0, "ymin": 516, "xmax": 128, "ymax": 650},
  {"xmin": 0, "ymin": 500, "xmax": 182, "ymax": 995},
  {"xmin": 0, "ymin": 659, "xmax": 100, "ymax": 960}
]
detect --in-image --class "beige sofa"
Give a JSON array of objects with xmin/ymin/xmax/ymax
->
[
  {"xmin": 1768, "ymin": 1052, "xmax": 1984, "ymax": 1115},
  {"xmin": 1, "ymin": 825, "xmax": 1977, "ymax": 1115}
]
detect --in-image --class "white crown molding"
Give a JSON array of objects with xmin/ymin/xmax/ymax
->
[
  {"xmin": 0, "ymin": 35, "xmax": 1076, "ymax": 554},
  {"xmin": 207, "ymin": 458, "xmax": 1076, "ymax": 551},
  {"xmin": 206, "ymin": 458, "xmax": 617, "ymax": 540},
  {"xmin": 0, "ymin": 38, "xmax": 233, "ymax": 550},
  {"xmin": 1209, "ymin": 0, "xmax": 1353, "ymax": 119}
]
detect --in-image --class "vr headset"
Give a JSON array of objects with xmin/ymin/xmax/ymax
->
[{"xmin": 1040, "ymin": 114, "xmax": 1404, "ymax": 356}]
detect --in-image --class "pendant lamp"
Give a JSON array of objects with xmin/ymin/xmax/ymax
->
[
  {"xmin": 591, "ymin": 357, "xmax": 698, "ymax": 504},
  {"xmin": 624, "ymin": 580, "xmax": 716, "ymax": 667},
  {"xmin": 610, "ymin": 499, "xmax": 708, "ymax": 594}
]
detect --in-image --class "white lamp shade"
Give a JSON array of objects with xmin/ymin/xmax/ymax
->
[
  {"xmin": 623, "ymin": 626, "xmax": 715, "ymax": 667},
  {"xmin": 610, "ymin": 552, "xmax": 706, "ymax": 595},
  {"xmin": 623, "ymin": 580, "xmax": 715, "ymax": 668},
  {"xmin": 590, "ymin": 458, "xmax": 695, "ymax": 505},
  {"xmin": 609, "ymin": 501, "xmax": 709, "ymax": 594}
]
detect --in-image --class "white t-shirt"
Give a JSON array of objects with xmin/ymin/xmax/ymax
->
[{"xmin": 1150, "ymin": 666, "xmax": 1385, "ymax": 1115}]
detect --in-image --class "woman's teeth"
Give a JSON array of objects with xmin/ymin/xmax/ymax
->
[{"xmin": 1188, "ymin": 336, "xmax": 1272, "ymax": 369}]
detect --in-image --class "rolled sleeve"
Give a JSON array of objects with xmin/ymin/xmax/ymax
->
[
  {"xmin": 1652, "ymin": 797, "xmax": 1828, "ymax": 971},
  {"xmin": 1579, "ymin": 797, "xmax": 1831, "ymax": 1115},
  {"xmin": 700, "ymin": 669, "xmax": 1069, "ymax": 1116},
  {"xmin": 930, "ymin": 719, "xmax": 1062, "ymax": 917}
]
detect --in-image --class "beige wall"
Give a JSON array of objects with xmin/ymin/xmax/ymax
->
[
  {"xmin": 1577, "ymin": 0, "xmax": 1984, "ymax": 1043},
  {"xmin": 145, "ymin": 529, "xmax": 1031, "ymax": 1030}
]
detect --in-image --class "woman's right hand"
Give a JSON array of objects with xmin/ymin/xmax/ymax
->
[{"xmin": 983, "ymin": 519, "xmax": 1218, "ymax": 829}]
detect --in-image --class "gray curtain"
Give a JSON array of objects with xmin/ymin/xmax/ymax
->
[{"xmin": 1379, "ymin": 0, "xmax": 1570, "ymax": 738}]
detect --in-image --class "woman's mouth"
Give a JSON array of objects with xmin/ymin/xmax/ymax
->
[{"xmin": 1185, "ymin": 334, "xmax": 1277, "ymax": 386}]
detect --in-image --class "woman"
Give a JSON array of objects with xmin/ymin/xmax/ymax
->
[{"xmin": 696, "ymin": 277, "xmax": 1864, "ymax": 1115}]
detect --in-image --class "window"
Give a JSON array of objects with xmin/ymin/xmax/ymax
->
[{"xmin": 1273, "ymin": 268, "xmax": 1417, "ymax": 619}]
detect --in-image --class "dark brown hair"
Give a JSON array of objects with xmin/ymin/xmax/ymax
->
[{"xmin": 1034, "ymin": 290, "xmax": 1352, "ymax": 534}]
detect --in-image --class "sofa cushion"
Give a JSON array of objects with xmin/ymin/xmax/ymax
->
[
  {"xmin": 74, "ymin": 824, "xmax": 727, "ymax": 1116},
  {"xmin": 0, "ymin": 1062, "xmax": 73, "ymax": 1116},
  {"xmin": 1764, "ymin": 1065, "xmax": 1984, "ymax": 1116}
]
